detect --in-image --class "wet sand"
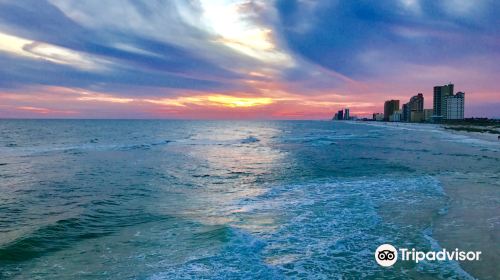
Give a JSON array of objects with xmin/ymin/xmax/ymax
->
[
  {"xmin": 355, "ymin": 120, "xmax": 500, "ymax": 279},
  {"xmin": 434, "ymin": 175, "xmax": 500, "ymax": 280}
]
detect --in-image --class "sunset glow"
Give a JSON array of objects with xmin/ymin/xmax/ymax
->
[
  {"xmin": 0, "ymin": 1, "xmax": 499, "ymax": 119},
  {"xmin": 206, "ymin": 95, "xmax": 274, "ymax": 108}
]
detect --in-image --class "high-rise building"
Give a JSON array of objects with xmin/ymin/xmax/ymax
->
[
  {"xmin": 409, "ymin": 93, "xmax": 424, "ymax": 112},
  {"xmin": 410, "ymin": 111, "xmax": 424, "ymax": 122},
  {"xmin": 389, "ymin": 110, "xmax": 403, "ymax": 122},
  {"xmin": 373, "ymin": 113, "xmax": 384, "ymax": 121},
  {"xmin": 384, "ymin": 100, "xmax": 400, "ymax": 121},
  {"xmin": 433, "ymin": 84, "xmax": 454, "ymax": 120},
  {"xmin": 446, "ymin": 92, "xmax": 465, "ymax": 120},
  {"xmin": 424, "ymin": 109, "xmax": 433, "ymax": 122},
  {"xmin": 408, "ymin": 93, "xmax": 424, "ymax": 122},
  {"xmin": 402, "ymin": 103, "xmax": 409, "ymax": 122},
  {"xmin": 401, "ymin": 94, "xmax": 424, "ymax": 122},
  {"xmin": 333, "ymin": 108, "xmax": 351, "ymax": 120}
]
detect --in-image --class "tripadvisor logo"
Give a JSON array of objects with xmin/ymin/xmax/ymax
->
[
  {"xmin": 375, "ymin": 244, "xmax": 398, "ymax": 267},
  {"xmin": 374, "ymin": 244, "xmax": 481, "ymax": 267}
]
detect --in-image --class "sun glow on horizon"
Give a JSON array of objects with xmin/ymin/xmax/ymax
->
[
  {"xmin": 145, "ymin": 94, "xmax": 274, "ymax": 108},
  {"xmin": 207, "ymin": 95, "xmax": 273, "ymax": 107}
]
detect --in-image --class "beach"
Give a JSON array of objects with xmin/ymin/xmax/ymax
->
[
  {"xmin": 354, "ymin": 120, "xmax": 500, "ymax": 143},
  {"xmin": 0, "ymin": 120, "xmax": 498, "ymax": 279},
  {"xmin": 357, "ymin": 120, "xmax": 500, "ymax": 279}
]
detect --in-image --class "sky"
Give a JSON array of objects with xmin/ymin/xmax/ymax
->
[{"xmin": 0, "ymin": 0, "xmax": 499, "ymax": 119}]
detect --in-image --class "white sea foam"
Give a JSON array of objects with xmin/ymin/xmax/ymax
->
[
  {"xmin": 354, "ymin": 121, "xmax": 500, "ymax": 151},
  {"xmin": 150, "ymin": 175, "xmax": 462, "ymax": 279}
]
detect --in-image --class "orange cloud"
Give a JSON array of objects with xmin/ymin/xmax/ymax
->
[
  {"xmin": 144, "ymin": 94, "xmax": 274, "ymax": 108},
  {"xmin": 16, "ymin": 106, "xmax": 77, "ymax": 115},
  {"xmin": 1, "ymin": 84, "xmax": 378, "ymax": 119}
]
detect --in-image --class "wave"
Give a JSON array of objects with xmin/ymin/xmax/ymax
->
[
  {"xmin": 116, "ymin": 140, "xmax": 172, "ymax": 151},
  {"xmin": 0, "ymin": 212, "xmax": 168, "ymax": 263},
  {"xmin": 148, "ymin": 227, "xmax": 281, "ymax": 280},
  {"xmin": 0, "ymin": 139, "xmax": 173, "ymax": 156},
  {"xmin": 241, "ymin": 136, "xmax": 260, "ymax": 144},
  {"xmin": 421, "ymin": 228, "xmax": 476, "ymax": 280},
  {"xmin": 209, "ymin": 176, "xmax": 454, "ymax": 278},
  {"xmin": 144, "ymin": 176, "xmax": 458, "ymax": 279}
]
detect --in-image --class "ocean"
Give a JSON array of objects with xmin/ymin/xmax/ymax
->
[{"xmin": 0, "ymin": 120, "xmax": 498, "ymax": 279}]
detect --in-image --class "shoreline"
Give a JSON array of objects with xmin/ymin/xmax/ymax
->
[
  {"xmin": 433, "ymin": 175, "xmax": 500, "ymax": 280},
  {"xmin": 350, "ymin": 120, "xmax": 499, "ymax": 279},
  {"xmin": 349, "ymin": 120, "xmax": 500, "ymax": 144},
  {"xmin": 442, "ymin": 127, "xmax": 500, "ymax": 143},
  {"xmin": 1, "ymin": 120, "xmax": 498, "ymax": 279}
]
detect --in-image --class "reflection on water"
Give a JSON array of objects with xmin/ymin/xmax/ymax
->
[{"xmin": 0, "ymin": 120, "xmax": 498, "ymax": 279}]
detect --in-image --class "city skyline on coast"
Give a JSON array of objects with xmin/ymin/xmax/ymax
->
[{"xmin": 1, "ymin": 1, "xmax": 499, "ymax": 119}]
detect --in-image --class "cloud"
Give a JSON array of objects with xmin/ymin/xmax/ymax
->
[
  {"xmin": 0, "ymin": 1, "xmax": 245, "ymax": 90},
  {"xmin": 276, "ymin": 0, "xmax": 500, "ymax": 77},
  {"xmin": 0, "ymin": 32, "xmax": 108, "ymax": 71},
  {"xmin": 0, "ymin": 0, "xmax": 499, "ymax": 118}
]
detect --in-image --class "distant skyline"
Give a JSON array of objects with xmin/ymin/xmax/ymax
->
[{"xmin": 1, "ymin": 0, "xmax": 499, "ymax": 119}]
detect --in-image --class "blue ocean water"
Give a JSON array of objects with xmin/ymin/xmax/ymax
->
[{"xmin": 0, "ymin": 120, "xmax": 498, "ymax": 279}]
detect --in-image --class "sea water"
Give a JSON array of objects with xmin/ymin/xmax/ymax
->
[{"xmin": 0, "ymin": 120, "xmax": 498, "ymax": 279}]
